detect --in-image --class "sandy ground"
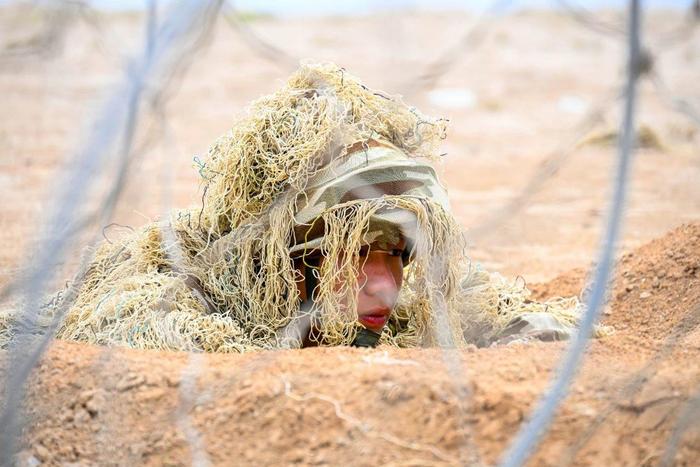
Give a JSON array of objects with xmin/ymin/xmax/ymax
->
[
  {"xmin": 7, "ymin": 223, "xmax": 700, "ymax": 466},
  {"xmin": 1, "ymin": 5, "xmax": 699, "ymax": 466}
]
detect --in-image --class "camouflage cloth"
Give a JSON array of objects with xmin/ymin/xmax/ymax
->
[
  {"xmin": 290, "ymin": 138, "xmax": 450, "ymax": 257},
  {"xmin": 494, "ymin": 312, "xmax": 575, "ymax": 345}
]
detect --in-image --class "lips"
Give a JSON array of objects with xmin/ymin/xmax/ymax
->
[{"xmin": 358, "ymin": 308, "xmax": 391, "ymax": 330}]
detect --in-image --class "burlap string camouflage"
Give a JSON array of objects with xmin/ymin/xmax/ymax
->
[{"xmin": 0, "ymin": 63, "xmax": 609, "ymax": 352}]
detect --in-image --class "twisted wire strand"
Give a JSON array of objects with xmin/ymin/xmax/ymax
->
[
  {"xmin": 222, "ymin": 0, "xmax": 298, "ymax": 70},
  {"xmin": 468, "ymin": 86, "xmax": 622, "ymax": 239},
  {"xmin": 660, "ymin": 385, "xmax": 700, "ymax": 467},
  {"xmin": 556, "ymin": 0, "xmax": 626, "ymax": 37},
  {"xmin": 0, "ymin": 1, "xmax": 223, "ymax": 463},
  {"xmin": 401, "ymin": 0, "xmax": 515, "ymax": 97},
  {"xmin": 499, "ymin": 1, "xmax": 643, "ymax": 465},
  {"xmin": 559, "ymin": 303, "xmax": 700, "ymax": 465}
]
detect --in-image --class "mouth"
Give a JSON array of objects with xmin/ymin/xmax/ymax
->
[{"xmin": 358, "ymin": 308, "xmax": 391, "ymax": 330}]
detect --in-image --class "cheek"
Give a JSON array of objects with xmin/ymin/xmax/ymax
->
[{"xmin": 388, "ymin": 258, "xmax": 404, "ymax": 290}]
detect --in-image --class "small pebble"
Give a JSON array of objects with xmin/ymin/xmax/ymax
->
[{"xmin": 34, "ymin": 444, "xmax": 50, "ymax": 462}]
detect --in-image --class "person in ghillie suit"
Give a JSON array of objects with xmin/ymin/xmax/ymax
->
[{"xmin": 6, "ymin": 63, "xmax": 606, "ymax": 352}]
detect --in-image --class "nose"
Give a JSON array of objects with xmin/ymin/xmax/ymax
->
[{"xmin": 360, "ymin": 252, "xmax": 402, "ymax": 304}]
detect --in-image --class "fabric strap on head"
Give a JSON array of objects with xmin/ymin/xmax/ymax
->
[{"xmin": 290, "ymin": 138, "xmax": 450, "ymax": 258}]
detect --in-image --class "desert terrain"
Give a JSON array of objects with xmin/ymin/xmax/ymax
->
[{"xmin": 1, "ymin": 4, "xmax": 699, "ymax": 466}]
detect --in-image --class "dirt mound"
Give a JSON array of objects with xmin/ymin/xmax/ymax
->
[
  {"xmin": 6, "ymin": 224, "xmax": 700, "ymax": 466},
  {"xmin": 531, "ymin": 223, "xmax": 700, "ymax": 339}
]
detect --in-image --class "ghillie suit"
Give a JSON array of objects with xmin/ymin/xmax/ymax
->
[{"xmin": 5, "ymin": 63, "xmax": 608, "ymax": 352}]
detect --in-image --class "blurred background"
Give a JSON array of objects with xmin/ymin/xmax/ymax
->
[{"xmin": 0, "ymin": 0, "xmax": 698, "ymax": 289}]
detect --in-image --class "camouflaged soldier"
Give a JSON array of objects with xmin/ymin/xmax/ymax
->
[{"xmin": 51, "ymin": 63, "xmax": 592, "ymax": 353}]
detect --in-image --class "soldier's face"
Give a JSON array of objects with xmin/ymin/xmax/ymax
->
[
  {"xmin": 294, "ymin": 238, "xmax": 406, "ymax": 333},
  {"xmin": 352, "ymin": 238, "xmax": 406, "ymax": 331}
]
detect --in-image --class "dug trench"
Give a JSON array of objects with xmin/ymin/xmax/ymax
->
[{"xmin": 6, "ymin": 223, "xmax": 700, "ymax": 466}]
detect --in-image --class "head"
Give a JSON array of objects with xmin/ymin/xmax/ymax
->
[
  {"xmin": 192, "ymin": 63, "xmax": 467, "ymax": 350},
  {"xmin": 58, "ymin": 63, "xmax": 474, "ymax": 354},
  {"xmin": 287, "ymin": 137, "xmax": 453, "ymax": 346}
]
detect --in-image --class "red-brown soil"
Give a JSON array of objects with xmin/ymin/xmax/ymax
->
[
  {"xmin": 2, "ymin": 8, "xmax": 699, "ymax": 467},
  {"xmin": 6, "ymin": 223, "xmax": 698, "ymax": 466}
]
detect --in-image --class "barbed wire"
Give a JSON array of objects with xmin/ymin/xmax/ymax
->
[
  {"xmin": 1, "ymin": 0, "xmax": 699, "ymax": 465},
  {"xmin": 219, "ymin": 0, "xmax": 515, "ymax": 99},
  {"xmin": 660, "ymin": 384, "xmax": 700, "ymax": 467},
  {"xmin": 468, "ymin": 86, "xmax": 623, "ymax": 239},
  {"xmin": 500, "ymin": 1, "xmax": 644, "ymax": 464},
  {"xmin": 401, "ymin": 0, "xmax": 515, "ymax": 97},
  {"xmin": 0, "ymin": 1, "xmax": 78, "ymax": 61},
  {"xmin": 558, "ymin": 302, "xmax": 700, "ymax": 465},
  {"xmin": 466, "ymin": 8, "xmax": 695, "ymax": 241},
  {"xmin": 654, "ymin": 0, "xmax": 700, "ymax": 49},
  {"xmin": 221, "ymin": 0, "xmax": 298, "ymax": 70},
  {"xmin": 557, "ymin": 0, "xmax": 699, "ymax": 50},
  {"xmin": 556, "ymin": 0, "xmax": 626, "ymax": 37},
  {"xmin": 649, "ymin": 70, "xmax": 700, "ymax": 127},
  {"xmin": 0, "ymin": 0, "xmax": 130, "ymax": 63},
  {"xmin": 0, "ymin": 0, "xmax": 223, "ymax": 462},
  {"xmin": 76, "ymin": 3, "xmax": 196, "ymax": 463}
]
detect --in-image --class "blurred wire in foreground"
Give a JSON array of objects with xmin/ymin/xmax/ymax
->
[
  {"xmin": 556, "ymin": 0, "xmax": 625, "ymax": 37},
  {"xmin": 559, "ymin": 302, "xmax": 700, "ymax": 465},
  {"xmin": 0, "ymin": 0, "xmax": 223, "ymax": 463},
  {"xmin": 402, "ymin": 0, "xmax": 514, "ymax": 97},
  {"xmin": 500, "ymin": 1, "xmax": 643, "ymax": 465},
  {"xmin": 660, "ymin": 385, "xmax": 700, "ymax": 467},
  {"xmin": 468, "ymin": 86, "xmax": 622, "ymax": 239},
  {"xmin": 654, "ymin": 0, "xmax": 700, "ymax": 48},
  {"xmin": 0, "ymin": 1, "xmax": 78, "ymax": 61},
  {"xmin": 650, "ymin": 71, "xmax": 700, "ymax": 127},
  {"xmin": 222, "ymin": 0, "xmax": 298, "ymax": 70}
]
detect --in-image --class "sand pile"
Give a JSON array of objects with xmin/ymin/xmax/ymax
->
[
  {"xmin": 4, "ymin": 223, "xmax": 697, "ymax": 466},
  {"xmin": 532, "ymin": 223, "xmax": 700, "ymax": 339}
]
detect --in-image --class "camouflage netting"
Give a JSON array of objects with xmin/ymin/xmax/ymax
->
[{"xmin": 1, "ymin": 63, "xmax": 608, "ymax": 352}]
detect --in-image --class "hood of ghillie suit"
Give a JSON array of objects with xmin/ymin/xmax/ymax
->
[{"xmin": 57, "ymin": 63, "xmax": 469, "ymax": 352}]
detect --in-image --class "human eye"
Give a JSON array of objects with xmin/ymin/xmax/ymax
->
[{"xmin": 388, "ymin": 248, "xmax": 404, "ymax": 257}]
